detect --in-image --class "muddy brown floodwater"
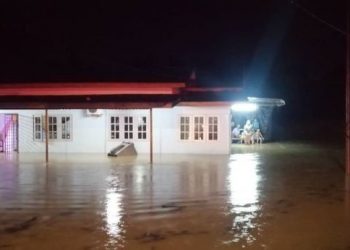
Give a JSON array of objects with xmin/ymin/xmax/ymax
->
[{"xmin": 0, "ymin": 143, "xmax": 350, "ymax": 250}]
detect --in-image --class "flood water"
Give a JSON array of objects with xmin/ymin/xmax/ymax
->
[{"xmin": 0, "ymin": 143, "xmax": 350, "ymax": 250}]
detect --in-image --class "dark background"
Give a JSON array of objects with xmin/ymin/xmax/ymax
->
[{"xmin": 0, "ymin": 0, "xmax": 347, "ymax": 140}]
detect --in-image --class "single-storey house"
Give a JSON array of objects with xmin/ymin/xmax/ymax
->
[{"xmin": 0, "ymin": 82, "xmax": 284, "ymax": 157}]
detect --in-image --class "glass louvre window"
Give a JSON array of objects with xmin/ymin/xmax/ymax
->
[
  {"xmin": 61, "ymin": 116, "xmax": 71, "ymax": 140},
  {"xmin": 208, "ymin": 116, "xmax": 218, "ymax": 140},
  {"xmin": 33, "ymin": 116, "xmax": 42, "ymax": 141},
  {"xmin": 48, "ymin": 116, "xmax": 57, "ymax": 139},
  {"xmin": 124, "ymin": 116, "xmax": 133, "ymax": 139},
  {"xmin": 180, "ymin": 116, "xmax": 190, "ymax": 140},
  {"xmin": 137, "ymin": 116, "xmax": 147, "ymax": 139},
  {"xmin": 110, "ymin": 116, "xmax": 120, "ymax": 139},
  {"xmin": 194, "ymin": 116, "xmax": 204, "ymax": 141}
]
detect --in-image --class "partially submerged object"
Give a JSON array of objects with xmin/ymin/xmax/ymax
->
[{"xmin": 107, "ymin": 142, "xmax": 137, "ymax": 157}]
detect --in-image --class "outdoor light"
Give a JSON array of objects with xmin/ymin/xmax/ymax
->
[{"xmin": 231, "ymin": 102, "xmax": 258, "ymax": 112}]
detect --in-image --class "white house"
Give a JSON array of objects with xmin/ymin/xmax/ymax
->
[
  {"xmin": 0, "ymin": 106, "xmax": 231, "ymax": 155},
  {"xmin": 0, "ymin": 82, "xmax": 285, "ymax": 156},
  {"xmin": 0, "ymin": 82, "xmax": 238, "ymax": 156}
]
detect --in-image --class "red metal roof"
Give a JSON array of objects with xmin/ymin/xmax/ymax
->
[
  {"xmin": 0, "ymin": 82, "xmax": 241, "ymax": 109},
  {"xmin": 0, "ymin": 82, "xmax": 186, "ymax": 96}
]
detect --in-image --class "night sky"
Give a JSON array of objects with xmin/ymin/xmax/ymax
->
[{"xmin": 0, "ymin": 0, "xmax": 347, "ymax": 122}]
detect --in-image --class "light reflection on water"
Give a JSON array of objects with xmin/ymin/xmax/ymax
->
[
  {"xmin": 1, "ymin": 146, "xmax": 349, "ymax": 250},
  {"xmin": 227, "ymin": 153, "xmax": 261, "ymax": 246},
  {"xmin": 104, "ymin": 175, "xmax": 124, "ymax": 248}
]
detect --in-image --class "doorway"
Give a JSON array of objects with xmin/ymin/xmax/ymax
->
[{"xmin": 0, "ymin": 114, "xmax": 18, "ymax": 153}]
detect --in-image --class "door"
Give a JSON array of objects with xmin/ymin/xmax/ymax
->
[{"xmin": 0, "ymin": 114, "xmax": 18, "ymax": 153}]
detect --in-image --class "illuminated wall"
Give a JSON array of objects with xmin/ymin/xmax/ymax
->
[{"xmin": 0, "ymin": 107, "xmax": 231, "ymax": 154}]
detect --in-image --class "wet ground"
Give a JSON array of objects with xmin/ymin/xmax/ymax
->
[{"xmin": 0, "ymin": 142, "xmax": 350, "ymax": 250}]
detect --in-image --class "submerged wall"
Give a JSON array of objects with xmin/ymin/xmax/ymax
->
[
  {"xmin": 153, "ymin": 106, "xmax": 231, "ymax": 154},
  {"xmin": 0, "ymin": 107, "xmax": 231, "ymax": 155}
]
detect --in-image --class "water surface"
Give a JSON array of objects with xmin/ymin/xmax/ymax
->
[{"xmin": 0, "ymin": 143, "xmax": 349, "ymax": 249}]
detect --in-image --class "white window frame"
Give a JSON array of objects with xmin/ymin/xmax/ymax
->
[
  {"xmin": 193, "ymin": 116, "xmax": 205, "ymax": 141},
  {"xmin": 109, "ymin": 115, "xmax": 120, "ymax": 140},
  {"xmin": 137, "ymin": 116, "xmax": 147, "ymax": 140},
  {"xmin": 33, "ymin": 115, "xmax": 72, "ymax": 142},
  {"xmin": 61, "ymin": 116, "xmax": 72, "ymax": 140},
  {"xmin": 208, "ymin": 116, "xmax": 219, "ymax": 141},
  {"xmin": 180, "ymin": 116, "xmax": 190, "ymax": 141},
  {"xmin": 33, "ymin": 116, "xmax": 43, "ymax": 141},
  {"xmin": 48, "ymin": 116, "xmax": 58, "ymax": 140},
  {"xmin": 178, "ymin": 115, "xmax": 220, "ymax": 143},
  {"xmin": 124, "ymin": 116, "xmax": 134, "ymax": 140}
]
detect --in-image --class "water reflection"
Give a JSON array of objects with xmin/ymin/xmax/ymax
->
[
  {"xmin": 345, "ymin": 175, "xmax": 350, "ymax": 221},
  {"xmin": 227, "ymin": 153, "xmax": 261, "ymax": 246},
  {"xmin": 104, "ymin": 174, "xmax": 124, "ymax": 248}
]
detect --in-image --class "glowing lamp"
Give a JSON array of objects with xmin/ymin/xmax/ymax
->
[{"xmin": 231, "ymin": 102, "xmax": 258, "ymax": 112}]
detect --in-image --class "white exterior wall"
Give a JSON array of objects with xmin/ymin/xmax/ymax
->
[
  {"xmin": 0, "ymin": 106, "xmax": 231, "ymax": 155},
  {"xmin": 153, "ymin": 106, "xmax": 231, "ymax": 154}
]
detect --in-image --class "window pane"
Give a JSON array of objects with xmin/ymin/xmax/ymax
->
[
  {"xmin": 194, "ymin": 116, "xmax": 204, "ymax": 141},
  {"xmin": 110, "ymin": 116, "xmax": 120, "ymax": 140},
  {"xmin": 180, "ymin": 116, "xmax": 190, "ymax": 140},
  {"xmin": 208, "ymin": 116, "xmax": 218, "ymax": 141},
  {"xmin": 61, "ymin": 116, "xmax": 71, "ymax": 140}
]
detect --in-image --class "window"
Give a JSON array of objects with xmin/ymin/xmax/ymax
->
[
  {"xmin": 48, "ymin": 116, "xmax": 57, "ymax": 139},
  {"xmin": 194, "ymin": 116, "xmax": 204, "ymax": 140},
  {"xmin": 33, "ymin": 115, "xmax": 72, "ymax": 141},
  {"xmin": 180, "ymin": 116, "xmax": 190, "ymax": 140},
  {"xmin": 124, "ymin": 116, "xmax": 133, "ymax": 139},
  {"xmin": 33, "ymin": 116, "xmax": 43, "ymax": 141},
  {"xmin": 137, "ymin": 116, "xmax": 147, "ymax": 139},
  {"xmin": 61, "ymin": 116, "xmax": 72, "ymax": 139},
  {"xmin": 208, "ymin": 116, "xmax": 218, "ymax": 140},
  {"xmin": 110, "ymin": 116, "xmax": 120, "ymax": 139}
]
